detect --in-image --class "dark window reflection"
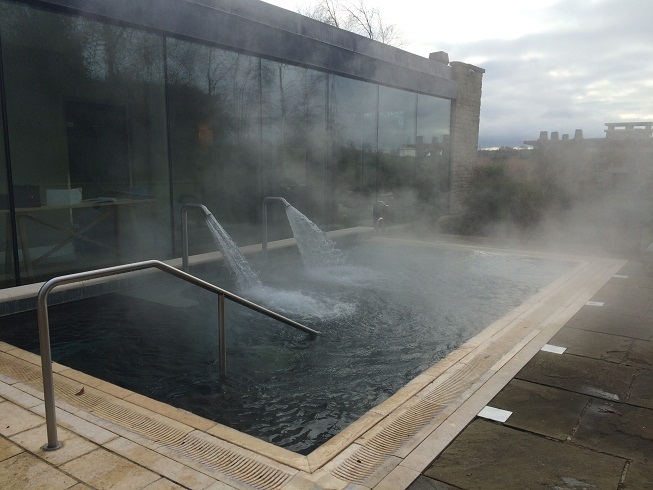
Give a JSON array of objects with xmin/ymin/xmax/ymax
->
[
  {"xmin": 378, "ymin": 86, "xmax": 417, "ymax": 223},
  {"xmin": 167, "ymin": 39, "xmax": 261, "ymax": 249},
  {"xmin": 417, "ymin": 94, "xmax": 451, "ymax": 217},
  {"xmin": 0, "ymin": 3, "xmax": 169, "ymax": 281},
  {"xmin": 0, "ymin": 1, "xmax": 453, "ymax": 283},
  {"xmin": 330, "ymin": 76, "xmax": 378, "ymax": 228},
  {"xmin": 261, "ymin": 61, "xmax": 327, "ymax": 234},
  {"xmin": 0, "ymin": 86, "xmax": 13, "ymax": 287}
]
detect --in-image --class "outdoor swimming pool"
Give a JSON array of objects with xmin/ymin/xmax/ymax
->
[{"xmin": 0, "ymin": 238, "xmax": 574, "ymax": 454}]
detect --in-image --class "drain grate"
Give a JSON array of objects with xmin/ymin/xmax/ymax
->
[
  {"xmin": 0, "ymin": 352, "xmax": 293, "ymax": 490},
  {"xmin": 332, "ymin": 331, "xmax": 523, "ymax": 484}
]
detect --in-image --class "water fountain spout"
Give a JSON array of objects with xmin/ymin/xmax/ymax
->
[
  {"xmin": 182, "ymin": 203, "xmax": 213, "ymax": 272},
  {"xmin": 181, "ymin": 203, "xmax": 261, "ymax": 289},
  {"xmin": 373, "ymin": 201, "xmax": 389, "ymax": 234},
  {"xmin": 262, "ymin": 197, "xmax": 291, "ymax": 261}
]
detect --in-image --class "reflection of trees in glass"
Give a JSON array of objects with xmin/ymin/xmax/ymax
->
[
  {"xmin": 415, "ymin": 95, "xmax": 451, "ymax": 215},
  {"xmin": 329, "ymin": 76, "xmax": 377, "ymax": 226},
  {"xmin": 261, "ymin": 61, "xmax": 327, "ymax": 222},
  {"xmin": 0, "ymin": 4, "xmax": 162, "ymax": 85},
  {"xmin": 167, "ymin": 39, "xmax": 261, "ymax": 228},
  {"xmin": 0, "ymin": 3, "xmax": 170, "ymax": 269}
]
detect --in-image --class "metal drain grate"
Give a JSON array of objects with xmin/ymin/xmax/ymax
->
[
  {"xmin": 0, "ymin": 352, "xmax": 293, "ymax": 490},
  {"xmin": 332, "ymin": 332, "xmax": 522, "ymax": 484}
]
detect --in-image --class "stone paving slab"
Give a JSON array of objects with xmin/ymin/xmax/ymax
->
[
  {"xmin": 486, "ymin": 378, "xmax": 590, "ymax": 441},
  {"xmin": 565, "ymin": 307, "xmax": 652, "ymax": 340},
  {"xmin": 628, "ymin": 368, "xmax": 653, "ymax": 410},
  {"xmin": 616, "ymin": 261, "xmax": 653, "ymax": 277},
  {"xmin": 549, "ymin": 326, "xmax": 632, "ymax": 363},
  {"xmin": 572, "ymin": 398, "xmax": 653, "ymax": 464},
  {"xmin": 627, "ymin": 339, "xmax": 653, "ymax": 368},
  {"xmin": 623, "ymin": 462, "xmax": 653, "ymax": 489},
  {"xmin": 516, "ymin": 350, "xmax": 638, "ymax": 402},
  {"xmin": 420, "ymin": 419, "xmax": 625, "ymax": 490},
  {"xmin": 0, "ymin": 452, "xmax": 79, "ymax": 489}
]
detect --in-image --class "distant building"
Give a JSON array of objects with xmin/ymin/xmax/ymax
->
[
  {"xmin": 525, "ymin": 122, "xmax": 653, "ymax": 252},
  {"xmin": 524, "ymin": 122, "xmax": 653, "ymax": 198}
]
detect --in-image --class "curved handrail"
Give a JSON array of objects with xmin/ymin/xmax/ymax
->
[
  {"xmin": 262, "ymin": 197, "xmax": 291, "ymax": 261},
  {"xmin": 37, "ymin": 259, "xmax": 320, "ymax": 451}
]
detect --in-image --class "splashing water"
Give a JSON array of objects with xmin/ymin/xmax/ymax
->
[
  {"xmin": 284, "ymin": 206, "xmax": 346, "ymax": 269},
  {"xmin": 245, "ymin": 284, "xmax": 356, "ymax": 321},
  {"xmin": 205, "ymin": 214, "xmax": 261, "ymax": 290}
]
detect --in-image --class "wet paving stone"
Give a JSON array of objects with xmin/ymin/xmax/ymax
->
[
  {"xmin": 595, "ymin": 282, "xmax": 653, "ymax": 299},
  {"xmin": 572, "ymin": 398, "xmax": 653, "ymax": 464},
  {"xmin": 489, "ymin": 379, "xmax": 589, "ymax": 440},
  {"xmin": 516, "ymin": 351, "xmax": 638, "ymax": 402},
  {"xmin": 626, "ymin": 340, "xmax": 653, "ymax": 369},
  {"xmin": 550, "ymin": 327, "xmax": 631, "ymax": 363},
  {"xmin": 628, "ymin": 368, "xmax": 653, "ymax": 410},
  {"xmin": 423, "ymin": 419, "xmax": 625, "ymax": 490},
  {"xmin": 408, "ymin": 476, "xmax": 462, "ymax": 490},
  {"xmin": 566, "ymin": 308, "xmax": 653, "ymax": 340},
  {"xmin": 622, "ymin": 461, "xmax": 653, "ymax": 489},
  {"xmin": 617, "ymin": 261, "xmax": 653, "ymax": 278}
]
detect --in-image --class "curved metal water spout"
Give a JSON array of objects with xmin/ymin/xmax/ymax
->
[
  {"xmin": 181, "ymin": 203, "xmax": 214, "ymax": 272},
  {"xmin": 262, "ymin": 197, "xmax": 291, "ymax": 261},
  {"xmin": 373, "ymin": 201, "xmax": 388, "ymax": 235}
]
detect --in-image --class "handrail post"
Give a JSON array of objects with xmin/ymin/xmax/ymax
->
[
  {"xmin": 37, "ymin": 285, "xmax": 63, "ymax": 451},
  {"xmin": 181, "ymin": 203, "xmax": 213, "ymax": 272},
  {"xmin": 218, "ymin": 292, "xmax": 226, "ymax": 377},
  {"xmin": 262, "ymin": 197, "xmax": 290, "ymax": 261}
]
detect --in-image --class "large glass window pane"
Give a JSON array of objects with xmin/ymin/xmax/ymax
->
[
  {"xmin": 0, "ymin": 75, "xmax": 13, "ymax": 287},
  {"xmin": 329, "ymin": 76, "xmax": 377, "ymax": 228},
  {"xmin": 261, "ymin": 61, "xmax": 327, "ymax": 235},
  {"xmin": 417, "ymin": 94, "xmax": 451, "ymax": 217},
  {"xmin": 0, "ymin": 3, "xmax": 169, "ymax": 281},
  {"xmin": 167, "ymin": 39, "xmax": 261, "ymax": 249},
  {"xmin": 378, "ymin": 86, "xmax": 417, "ymax": 224}
]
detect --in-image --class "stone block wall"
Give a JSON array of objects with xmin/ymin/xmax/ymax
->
[{"xmin": 449, "ymin": 61, "xmax": 485, "ymax": 214}]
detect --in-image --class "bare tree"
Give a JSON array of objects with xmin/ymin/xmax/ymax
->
[{"xmin": 298, "ymin": 0, "xmax": 404, "ymax": 47}]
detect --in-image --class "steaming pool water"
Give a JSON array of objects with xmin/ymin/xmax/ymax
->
[{"xmin": 0, "ymin": 238, "xmax": 574, "ymax": 454}]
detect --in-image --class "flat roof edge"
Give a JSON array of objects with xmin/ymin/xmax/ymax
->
[{"xmin": 28, "ymin": 0, "xmax": 457, "ymax": 97}]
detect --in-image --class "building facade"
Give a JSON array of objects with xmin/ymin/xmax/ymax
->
[{"xmin": 0, "ymin": 0, "xmax": 484, "ymax": 287}]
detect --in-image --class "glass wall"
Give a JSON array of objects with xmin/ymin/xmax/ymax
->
[
  {"xmin": 0, "ymin": 3, "xmax": 170, "ymax": 282},
  {"xmin": 378, "ymin": 86, "xmax": 417, "ymax": 222},
  {"xmin": 262, "ymin": 61, "xmax": 328, "ymax": 232},
  {"xmin": 0, "ymin": 0, "xmax": 451, "ymax": 285},
  {"xmin": 0, "ymin": 66, "xmax": 12, "ymax": 287},
  {"xmin": 330, "ymin": 76, "xmax": 378, "ymax": 228},
  {"xmin": 167, "ymin": 38, "xmax": 261, "ymax": 249},
  {"xmin": 416, "ymin": 94, "xmax": 451, "ymax": 216}
]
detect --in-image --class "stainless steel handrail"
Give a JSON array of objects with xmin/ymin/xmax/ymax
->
[
  {"xmin": 37, "ymin": 259, "xmax": 320, "ymax": 451},
  {"xmin": 181, "ymin": 203, "xmax": 213, "ymax": 272},
  {"xmin": 262, "ymin": 197, "xmax": 291, "ymax": 261}
]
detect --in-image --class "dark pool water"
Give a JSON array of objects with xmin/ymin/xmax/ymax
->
[{"xmin": 0, "ymin": 241, "xmax": 574, "ymax": 454}]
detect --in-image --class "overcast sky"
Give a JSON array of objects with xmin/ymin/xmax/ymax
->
[{"xmin": 262, "ymin": 0, "xmax": 653, "ymax": 148}]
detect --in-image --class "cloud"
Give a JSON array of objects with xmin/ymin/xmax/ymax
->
[
  {"xmin": 436, "ymin": 0, "xmax": 653, "ymax": 146},
  {"xmin": 265, "ymin": 0, "xmax": 653, "ymax": 147}
]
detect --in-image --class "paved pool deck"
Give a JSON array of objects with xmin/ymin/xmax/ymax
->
[
  {"xmin": 0, "ymin": 237, "xmax": 651, "ymax": 489},
  {"xmin": 410, "ymin": 254, "xmax": 653, "ymax": 490}
]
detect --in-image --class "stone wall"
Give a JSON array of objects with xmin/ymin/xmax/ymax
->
[{"xmin": 448, "ymin": 61, "xmax": 485, "ymax": 214}]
